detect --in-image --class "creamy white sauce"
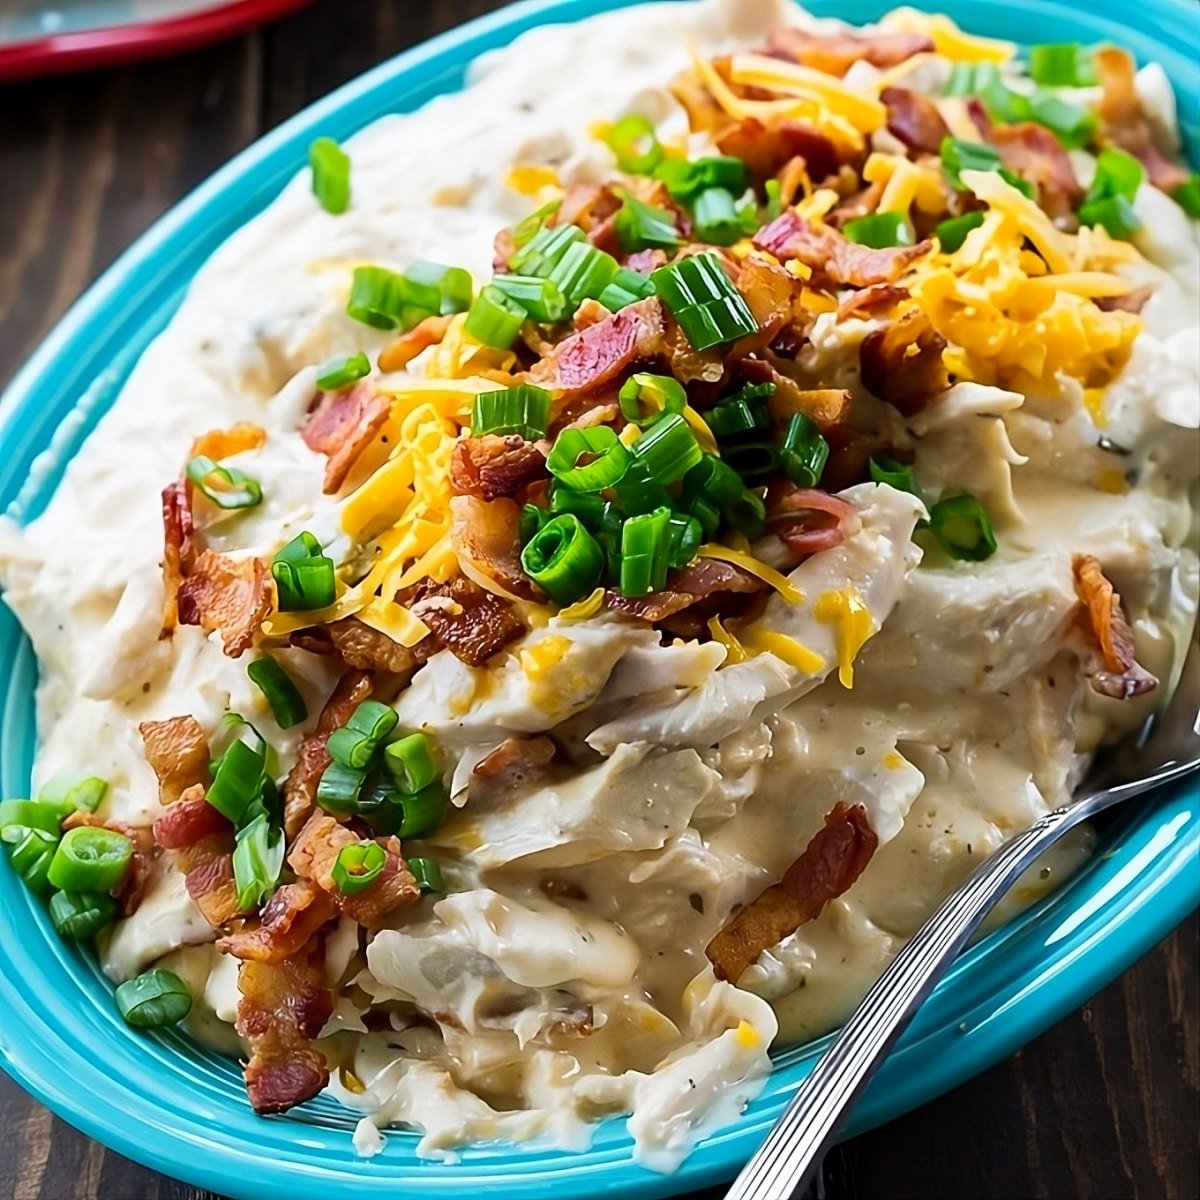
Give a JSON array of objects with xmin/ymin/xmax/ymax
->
[{"xmin": 0, "ymin": 0, "xmax": 1197, "ymax": 1173}]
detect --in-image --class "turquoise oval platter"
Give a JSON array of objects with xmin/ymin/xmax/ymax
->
[{"xmin": 0, "ymin": 1, "xmax": 1197, "ymax": 1197}]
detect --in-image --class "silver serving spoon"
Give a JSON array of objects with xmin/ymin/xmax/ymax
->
[{"xmin": 726, "ymin": 635, "xmax": 1200, "ymax": 1200}]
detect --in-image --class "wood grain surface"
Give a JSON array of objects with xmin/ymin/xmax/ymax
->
[{"xmin": 0, "ymin": 2, "xmax": 1197, "ymax": 1197}]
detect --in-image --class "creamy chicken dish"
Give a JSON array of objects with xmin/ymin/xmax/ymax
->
[{"xmin": 1, "ymin": 0, "xmax": 1197, "ymax": 1171}]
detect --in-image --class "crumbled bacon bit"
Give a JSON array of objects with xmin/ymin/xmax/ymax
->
[
  {"xmin": 715, "ymin": 118, "xmax": 838, "ymax": 185},
  {"xmin": 625, "ymin": 248, "xmax": 668, "ymax": 275},
  {"xmin": 828, "ymin": 181, "xmax": 885, "ymax": 229},
  {"xmin": 985, "ymin": 121, "xmax": 1084, "ymax": 220},
  {"xmin": 451, "ymin": 435, "xmax": 548, "ymax": 502},
  {"xmin": 189, "ymin": 422, "xmax": 266, "ymax": 463},
  {"xmin": 765, "ymin": 26, "xmax": 932, "ymax": 76},
  {"xmin": 881, "ymin": 87, "xmax": 951, "ymax": 156},
  {"xmin": 152, "ymin": 786, "xmax": 241, "ymax": 928},
  {"xmin": 236, "ymin": 943, "xmax": 334, "ymax": 1115},
  {"xmin": 859, "ymin": 308, "xmax": 949, "ymax": 416},
  {"xmin": 139, "ymin": 715, "xmax": 210, "ymax": 805},
  {"xmin": 217, "ymin": 879, "xmax": 337, "ymax": 963},
  {"xmin": 302, "ymin": 382, "xmax": 391, "ymax": 495},
  {"xmin": 403, "ymin": 575, "xmax": 527, "ymax": 668},
  {"xmin": 291, "ymin": 617, "xmax": 428, "ymax": 676},
  {"xmin": 1094, "ymin": 285, "xmax": 1154, "ymax": 315},
  {"xmin": 607, "ymin": 558, "xmax": 768, "ymax": 626},
  {"xmin": 768, "ymin": 486, "xmax": 860, "ymax": 557},
  {"xmin": 471, "ymin": 736, "xmax": 557, "ymax": 803},
  {"xmin": 753, "ymin": 211, "xmax": 931, "ymax": 289},
  {"xmin": 1071, "ymin": 554, "xmax": 1158, "ymax": 700},
  {"xmin": 176, "ymin": 549, "xmax": 272, "ymax": 659},
  {"xmin": 450, "ymin": 493, "xmax": 544, "ymax": 603},
  {"xmin": 706, "ymin": 801, "xmax": 878, "ymax": 982},
  {"xmin": 282, "ymin": 670, "xmax": 373, "ymax": 839},
  {"xmin": 836, "ymin": 283, "xmax": 908, "ymax": 322},
  {"xmin": 160, "ymin": 480, "xmax": 196, "ymax": 633},
  {"xmin": 378, "ymin": 315, "xmax": 453, "ymax": 373},
  {"xmin": 732, "ymin": 256, "xmax": 809, "ymax": 354}
]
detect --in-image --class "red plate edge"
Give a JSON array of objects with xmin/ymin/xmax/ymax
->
[{"xmin": 0, "ymin": 0, "xmax": 314, "ymax": 82}]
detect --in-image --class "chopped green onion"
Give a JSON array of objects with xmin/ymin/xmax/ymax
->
[
  {"xmin": 940, "ymin": 137, "xmax": 1003, "ymax": 188},
  {"xmin": 1078, "ymin": 147, "xmax": 1145, "ymax": 239},
  {"xmin": 547, "ymin": 241, "xmax": 622, "ymax": 307},
  {"xmin": 348, "ymin": 700, "xmax": 399, "ymax": 744},
  {"xmin": 383, "ymin": 733, "xmax": 439, "ymax": 794},
  {"xmin": 308, "ymin": 137, "xmax": 351, "ymax": 215},
  {"xmin": 655, "ymin": 155, "xmax": 748, "ymax": 200},
  {"xmin": 618, "ymin": 373, "xmax": 687, "ymax": 425},
  {"xmin": 692, "ymin": 187, "xmax": 743, "ymax": 245},
  {"xmin": 682, "ymin": 493, "xmax": 721, "ymax": 539},
  {"xmin": 612, "ymin": 461, "xmax": 673, "ymax": 516},
  {"xmin": 47, "ymin": 826, "xmax": 132, "ymax": 893},
  {"xmin": 471, "ymin": 384, "xmax": 552, "ymax": 440},
  {"xmin": 547, "ymin": 426, "xmax": 632, "ymax": 492},
  {"xmin": 929, "ymin": 494, "xmax": 998, "ymax": 560},
  {"xmin": 490, "ymin": 274, "xmax": 569, "ymax": 324},
  {"xmin": 998, "ymin": 168, "xmax": 1036, "ymax": 199},
  {"xmin": 332, "ymin": 841, "xmax": 387, "ymax": 895},
  {"xmin": 869, "ymin": 455, "xmax": 922, "ymax": 497},
  {"xmin": 346, "ymin": 265, "xmax": 427, "ymax": 331},
  {"xmin": 614, "ymin": 191, "xmax": 683, "ymax": 252},
  {"xmin": 115, "ymin": 969, "xmax": 192, "ymax": 1029},
  {"xmin": 509, "ymin": 222, "xmax": 584, "ymax": 274},
  {"xmin": 1078, "ymin": 195, "xmax": 1141, "ymax": 239},
  {"xmin": 596, "ymin": 502, "xmax": 625, "ymax": 578},
  {"xmin": 246, "ymin": 658, "xmax": 307, "ymax": 729},
  {"xmin": 464, "ymin": 284, "xmax": 528, "ymax": 349},
  {"xmin": 944, "ymin": 62, "xmax": 999, "ymax": 97},
  {"xmin": 843, "ymin": 211, "xmax": 915, "ymax": 249},
  {"xmin": 779, "ymin": 413, "xmax": 830, "ymax": 488},
  {"xmin": 764, "ymin": 179, "xmax": 783, "ymax": 222},
  {"xmin": 619, "ymin": 506, "xmax": 672, "ymax": 596},
  {"xmin": 1028, "ymin": 43, "xmax": 1097, "ymax": 87},
  {"xmin": 630, "ymin": 413, "xmax": 703, "ymax": 485},
  {"xmin": 274, "ymin": 530, "xmax": 322, "ymax": 563},
  {"xmin": 520, "ymin": 502, "xmax": 547, "ymax": 544},
  {"xmin": 316, "ymin": 762, "xmax": 366, "ymax": 815},
  {"xmin": 7, "ymin": 828, "xmax": 58, "ymax": 894},
  {"xmin": 725, "ymin": 487, "xmax": 767, "ymax": 539},
  {"xmin": 511, "ymin": 200, "xmax": 562, "ymax": 249},
  {"xmin": 232, "ymin": 813, "xmax": 284, "ymax": 912},
  {"xmin": 316, "ymin": 351, "xmax": 371, "ymax": 391},
  {"xmin": 683, "ymin": 453, "xmax": 746, "ymax": 508},
  {"xmin": 404, "ymin": 260, "xmax": 474, "ymax": 315},
  {"xmin": 1175, "ymin": 174, "xmax": 1200, "ymax": 219},
  {"xmin": 520, "ymin": 513, "xmax": 605, "ymax": 604},
  {"xmin": 934, "ymin": 211, "xmax": 986, "ymax": 252},
  {"xmin": 1025, "ymin": 93, "xmax": 1097, "ymax": 149},
  {"xmin": 185, "ymin": 456, "xmax": 262, "ymax": 510},
  {"xmin": 666, "ymin": 513, "xmax": 703, "ymax": 569},
  {"xmin": 0, "ymin": 799, "xmax": 62, "ymax": 843},
  {"xmin": 598, "ymin": 282, "xmax": 647, "ymax": 312},
  {"xmin": 271, "ymin": 534, "xmax": 336, "ymax": 610},
  {"xmin": 736, "ymin": 191, "xmax": 762, "ymax": 236},
  {"xmin": 606, "ymin": 114, "xmax": 663, "ymax": 174},
  {"xmin": 49, "ymin": 891, "xmax": 118, "ymax": 941},
  {"xmin": 598, "ymin": 266, "xmax": 657, "ymax": 312},
  {"xmin": 651, "ymin": 252, "xmax": 758, "ymax": 351},
  {"xmin": 407, "ymin": 856, "xmax": 444, "ymax": 893},
  {"xmin": 206, "ymin": 733, "xmax": 268, "ymax": 826},
  {"xmin": 327, "ymin": 700, "xmax": 398, "ymax": 770},
  {"xmin": 706, "ymin": 392, "xmax": 771, "ymax": 441},
  {"xmin": 38, "ymin": 770, "xmax": 107, "ymax": 817},
  {"xmin": 549, "ymin": 487, "xmax": 607, "ymax": 527},
  {"xmin": 721, "ymin": 441, "xmax": 779, "ymax": 483},
  {"xmin": 373, "ymin": 781, "xmax": 447, "ymax": 839}
]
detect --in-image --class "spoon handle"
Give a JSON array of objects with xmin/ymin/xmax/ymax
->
[{"xmin": 724, "ymin": 800, "xmax": 1083, "ymax": 1200}]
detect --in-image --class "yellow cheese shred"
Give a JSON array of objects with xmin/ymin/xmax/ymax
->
[
  {"xmin": 697, "ymin": 545, "xmax": 804, "ymax": 604},
  {"xmin": 558, "ymin": 588, "xmax": 607, "ymax": 621},
  {"xmin": 742, "ymin": 628, "xmax": 826, "ymax": 674},
  {"xmin": 880, "ymin": 8, "xmax": 1015, "ymax": 62},
  {"xmin": 812, "ymin": 587, "xmax": 874, "ymax": 689},
  {"xmin": 707, "ymin": 615, "xmax": 748, "ymax": 665}
]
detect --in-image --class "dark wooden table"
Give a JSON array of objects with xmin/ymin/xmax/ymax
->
[{"xmin": 1, "ymin": 2, "xmax": 1197, "ymax": 1197}]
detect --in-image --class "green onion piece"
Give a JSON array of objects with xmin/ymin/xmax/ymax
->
[
  {"xmin": 316, "ymin": 762, "xmax": 366, "ymax": 815},
  {"xmin": 998, "ymin": 167, "xmax": 1036, "ymax": 199},
  {"xmin": 327, "ymin": 700, "xmax": 397, "ymax": 770},
  {"xmin": 49, "ymin": 891, "xmax": 118, "ymax": 941},
  {"xmin": 598, "ymin": 283, "xmax": 645, "ymax": 312},
  {"xmin": 869, "ymin": 455, "xmax": 922, "ymax": 497},
  {"xmin": 612, "ymin": 461, "xmax": 673, "ymax": 516},
  {"xmin": 346, "ymin": 265, "xmax": 429, "ymax": 331},
  {"xmin": 779, "ymin": 413, "xmax": 830, "ymax": 488},
  {"xmin": 934, "ymin": 211, "xmax": 986, "ymax": 253},
  {"xmin": 1078, "ymin": 195, "xmax": 1141, "ymax": 239},
  {"xmin": 692, "ymin": 187, "xmax": 743, "ymax": 245},
  {"xmin": 7, "ymin": 828, "xmax": 58, "ymax": 893},
  {"xmin": 943, "ymin": 62, "xmax": 985, "ymax": 96},
  {"xmin": 490, "ymin": 274, "xmax": 568, "ymax": 324},
  {"xmin": 358, "ymin": 780, "xmax": 447, "ymax": 839},
  {"xmin": 271, "ymin": 532, "xmax": 335, "ymax": 612},
  {"xmin": 464, "ymin": 284, "xmax": 528, "ymax": 349},
  {"xmin": 520, "ymin": 502, "xmax": 546, "ymax": 544},
  {"xmin": 316, "ymin": 351, "xmax": 371, "ymax": 391},
  {"xmin": 764, "ymin": 179, "xmax": 784, "ymax": 222},
  {"xmin": 650, "ymin": 252, "xmax": 758, "ymax": 351},
  {"xmin": 630, "ymin": 413, "xmax": 703, "ymax": 485},
  {"xmin": 1028, "ymin": 43, "xmax": 1097, "ymax": 87},
  {"xmin": 185, "ymin": 456, "xmax": 263, "ymax": 511},
  {"xmin": 722, "ymin": 441, "xmax": 779, "ymax": 483},
  {"xmin": 549, "ymin": 487, "xmax": 607, "ymax": 527},
  {"xmin": 725, "ymin": 488, "xmax": 767, "ymax": 539},
  {"xmin": 665, "ymin": 514, "xmax": 703, "ymax": 569},
  {"xmin": 546, "ymin": 426, "xmax": 632, "ymax": 492},
  {"xmin": 383, "ymin": 733, "xmax": 439, "ymax": 794},
  {"xmin": 232, "ymin": 813, "xmax": 284, "ymax": 912},
  {"xmin": 619, "ymin": 506, "xmax": 673, "ymax": 597},
  {"xmin": 606, "ymin": 114, "xmax": 663, "ymax": 174},
  {"xmin": 1175, "ymin": 174, "xmax": 1200, "ymax": 219},
  {"xmin": 395, "ymin": 783, "xmax": 447, "ymax": 838},
  {"xmin": 308, "ymin": 136, "xmax": 351, "ymax": 215},
  {"xmin": 707, "ymin": 392, "xmax": 772, "ymax": 442},
  {"xmin": 655, "ymin": 155, "xmax": 748, "ymax": 200},
  {"xmin": 548, "ymin": 241, "xmax": 622, "ymax": 305},
  {"xmin": 273, "ymin": 530, "xmax": 322, "ymax": 563},
  {"xmin": 331, "ymin": 841, "xmax": 387, "ymax": 895},
  {"xmin": 618, "ymin": 372, "xmax": 687, "ymax": 424},
  {"xmin": 1088, "ymin": 147, "xmax": 1145, "ymax": 203},
  {"xmin": 246, "ymin": 658, "xmax": 307, "ymax": 729},
  {"xmin": 597, "ymin": 266, "xmax": 656, "ymax": 312},
  {"xmin": 405, "ymin": 260, "xmax": 474, "ymax": 315},
  {"xmin": 843, "ymin": 211, "xmax": 915, "ymax": 249},
  {"xmin": 520, "ymin": 513, "xmax": 605, "ymax": 604},
  {"xmin": 613, "ymin": 192, "xmax": 683, "ymax": 252},
  {"xmin": 944, "ymin": 63, "xmax": 1027, "ymax": 125},
  {"xmin": 38, "ymin": 770, "xmax": 108, "ymax": 817},
  {"xmin": 735, "ymin": 192, "xmax": 762, "ymax": 236},
  {"xmin": 1025, "ymin": 93, "xmax": 1097, "ymax": 149},
  {"xmin": 407, "ymin": 856, "xmax": 444, "ymax": 893},
  {"xmin": 511, "ymin": 199, "xmax": 562, "ymax": 249},
  {"xmin": 206, "ymin": 735, "xmax": 268, "ymax": 825},
  {"xmin": 508, "ymin": 222, "xmax": 584, "ymax": 274},
  {"xmin": 0, "ymin": 799, "xmax": 62, "ymax": 844},
  {"xmin": 115, "ymin": 969, "xmax": 193, "ymax": 1030},
  {"xmin": 929, "ymin": 494, "xmax": 998, "ymax": 560},
  {"xmin": 47, "ymin": 826, "xmax": 133, "ymax": 893},
  {"xmin": 940, "ymin": 137, "xmax": 1003, "ymax": 189},
  {"xmin": 683, "ymin": 453, "xmax": 746, "ymax": 508},
  {"xmin": 596, "ymin": 502, "xmax": 625, "ymax": 580},
  {"xmin": 682, "ymin": 493, "xmax": 721, "ymax": 539},
  {"xmin": 471, "ymin": 384, "xmax": 552, "ymax": 440},
  {"xmin": 348, "ymin": 700, "xmax": 400, "ymax": 744}
]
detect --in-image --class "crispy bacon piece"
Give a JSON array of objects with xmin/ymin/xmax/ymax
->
[
  {"xmin": 987, "ymin": 122, "xmax": 1083, "ymax": 220},
  {"xmin": 859, "ymin": 308, "xmax": 949, "ymax": 416},
  {"xmin": 176, "ymin": 549, "xmax": 272, "ymax": 659},
  {"xmin": 768, "ymin": 486, "xmax": 859, "ymax": 557},
  {"xmin": 555, "ymin": 183, "xmax": 623, "ymax": 240},
  {"xmin": 189, "ymin": 422, "xmax": 266, "ymax": 463},
  {"xmin": 152, "ymin": 787, "xmax": 241, "ymax": 928},
  {"xmin": 744, "ymin": 359, "xmax": 851, "ymax": 431},
  {"xmin": 404, "ymin": 575, "xmax": 527, "ymax": 668},
  {"xmin": 471, "ymin": 736, "xmax": 558, "ymax": 802},
  {"xmin": 62, "ymin": 811, "xmax": 155, "ymax": 917},
  {"xmin": 291, "ymin": 616, "xmax": 427, "ymax": 675},
  {"xmin": 828, "ymin": 181, "xmax": 885, "ymax": 229},
  {"xmin": 1094, "ymin": 285, "xmax": 1154, "ymax": 315},
  {"xmin": 715, "ymin": 118, "xmax": 838, "ymax": 185},
  {"xmin": 236, "ymin": 943, "xmax": 334, "ymax": 1115},
  {"xmin": 754, "ymin": 211, "xmax": 931, "ymax": 288},
  {"xmin": 732, "ymin": 256, "xmax": 809, "ymax": 354},
  {"xmin": 1094, "ymin": 47, "xmax": 1190, "ymax": 193},
  {"xmin": 607, "ymin": 558, "xmax": 768, "ymax": 624},
  {"xmin": 765, "ymin": 26, "xmax": 932, "ymax": 76},
  {"xmin": 837, "ymin": 284, "xmax": 908, "ymax": 322},
  {"xmin": 160, "ymin": 480, "xmax": 196, "ymax": 632},
  {"xmin": 451, "ymin": 435, "xmax": 547, "ymax": 501},
  {"xmin": 378, "ymin": 315, "xmax": 453, "ymax": 373},
  {"xmin": 139, "ymin": 715, "xmax": 210, "ymax": 805},
  {"xmin": 1071, "ymin": 555, "xmax": 1158, "ymax": 700},
  {"xmin": 302, "ymin": 382, "xmax": 391, "ymax": 495},
  {"xmin": 530, "ymin": 298, "xmax": 664, "ymax": 398},
  {"xmin": 706, "ymin": 801, "xmax": 878, "ymax": 982},
  {"xmin": 283, "ymin": 670, "xmax": 373, "ymax": 839},
  {"xmin": 625, "ymin": 248, "xmax": 667, "ymax": 275},
  {"xmin": 450, "ymin": 493, "xmax": 544, "ymax": 602},
  {"xmin": 881, "ymin": 87, "xmax": 950, "ymax": 156},
  {"xmin": 287, "ymin": 814, "xmax": 419, "ymax": 928},
  {"xmin": 217, "ymin": 879, "xmax": 336, "ymax": 963}
]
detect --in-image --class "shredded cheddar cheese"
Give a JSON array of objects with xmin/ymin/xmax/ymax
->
[
  {"xmin": 813, "ymin": 588, "xmax": 874, "ymax": 689},
  {"xmin": 863, "ymin": 153, "xmax": 947, "ymax": 218},
  {"xmin": 743, "ymin": 628, "xmax": 826, "ymax": 674},
  {"xmin": 735, "ymin": 1020, "xmax": 760, "ymax": 1049},
  {"xmin": 707, "ymin": 615, "xmax": 748, "ymax": 665},
  {"xmin": 697, "ymin": 545, "xmax": 804, "ymax": 604},
  {"xmin": 880, "ymin": 8, "xmax": 1015, "ymax": 62},
  {"xmin": 506, "ymin": 164, "xmax": 562, "ymax": 196},
  {"xmin": 558, "ymin": 588, "xmax": 607, "ymax": 621}
]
